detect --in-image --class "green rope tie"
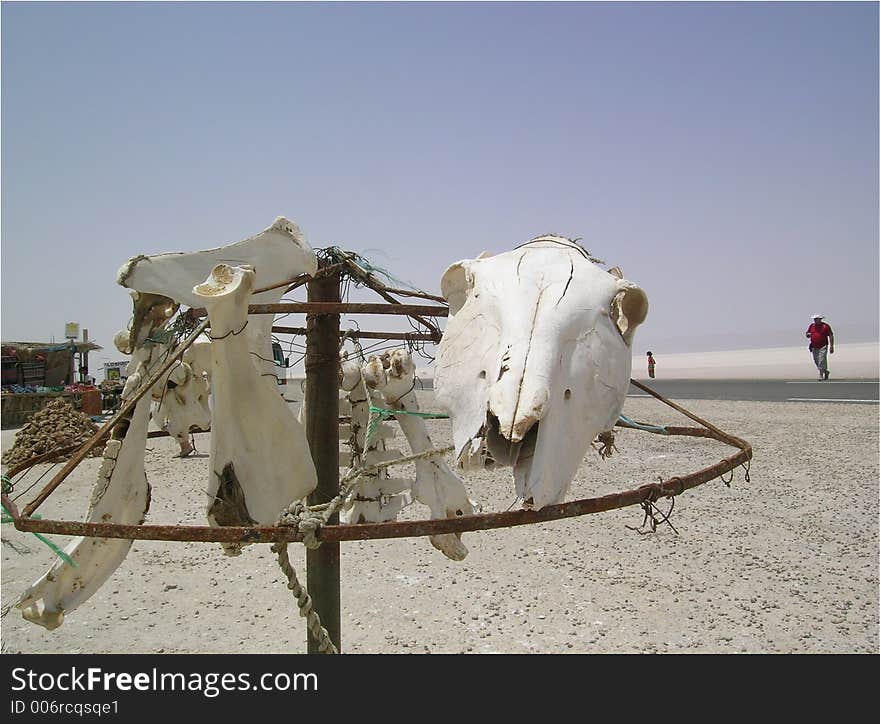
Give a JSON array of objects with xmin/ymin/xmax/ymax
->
[
  {"xmin": 617, "ymin": 414, "xmax": 669, "ymax": 435},
  {"xmin": 1, "ymin": 502, "xmax": 77, "ymax": 568},
  {"xmin": 365, "ymin": 404, "xmax": 448, "ymax": 449}
]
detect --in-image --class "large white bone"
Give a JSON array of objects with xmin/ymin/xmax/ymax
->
[
  {"xmin": 434, "ymin": 235, "xmax": 648, "ymax": 510},
  {"xmin": 16, "ymin": 293, "xmax": 176, "ymax": 630},
  {"xmin": 193, "ymin": 264, "xmax": 317, "ymax": 555},
  {"xmin": 117, "ymin": 216, "xmax": 317, "ymax": 383},
  {"xmin": 363, "ymin": 350, "xmax": 476, "ymax": 561},
  {"xmin": 338, "ymin": 359, "xmax": 410, "ymax": 524}
]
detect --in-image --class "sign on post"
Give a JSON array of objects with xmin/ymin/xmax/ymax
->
[{"xmin": 104, "ymin": 361, "xmax": 128, "ymax": 382}]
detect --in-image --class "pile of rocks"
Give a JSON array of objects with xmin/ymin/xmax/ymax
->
[{"xmin": 1, "ymin": 398, "xmax": 104, "ymax": 469}]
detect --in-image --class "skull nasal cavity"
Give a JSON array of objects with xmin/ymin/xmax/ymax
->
[{"xmin": 564, "ymin": 389, "xmax": 572, "ymax": 400}]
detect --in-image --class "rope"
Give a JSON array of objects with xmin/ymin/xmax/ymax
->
[
  {"xmin": 277, "ymin": 502, "xmax": 324, "ymax": 550},
  {"xmin": 617, "ymin": 414, "xmax": 669, "ymax": 435},
  {"xmin": 366, "ymin": 404, "xmax": 448, "ymax": 447},
  {"xmin": 2, "ymin": 480, "xmax": 76, "ymax": 566},
  {"xmin": 270, "ymin": 542, "xmax": 338, "ymax": 654}
]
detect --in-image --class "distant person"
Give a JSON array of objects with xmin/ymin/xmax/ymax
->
[
  {"xmin": 646, "ymin": 351, "xmax": 656, "ymax": 379},
  {"xmin": 806, "ymin": 314, "xmax": 834, "ymax": 380}
]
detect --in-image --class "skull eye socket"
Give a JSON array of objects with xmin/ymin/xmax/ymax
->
[{"xmin": 478, "ymin": 370, "xmax": 486, "ymax": 379}]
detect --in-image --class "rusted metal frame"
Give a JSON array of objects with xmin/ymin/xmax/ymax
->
[
  {"xmin": 248, "ymin": 262, "xmax": 344, "ymax": 296},
  {"xmin": 271, "ymin": 326, "xmax": 441, "ymax": 343},
  {"xmin": 337, "ymin": 251, "xmax": 446, "ymax": 303},
  {"xmin": 337, "ymin": 254, "xmax": 444, "ymax": 338},
  {"xmin": 19, "ymin": 320, "xmax": 210, "ymax": 518},
  {"xmin": 629, "ymin": 378, "xmax": 736, "ymax": 444},
  {"xmin": 8, "ymin": 425, "xmax": 751, "ymax": 544},
  {"xmin": 367, "ymin": 286, "xmax": 446, "ymax": 303},
  {"xmin": 190, "ymin": 302, "xmax": 449, "ymax": 318},
  {"xmin": 265, "ymin": 263, "xmax": 345, "ymax": 297}
]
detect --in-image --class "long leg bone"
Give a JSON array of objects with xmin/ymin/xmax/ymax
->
[
  {"xmin": 16, "ymin": 293, "xmax": 177, "ymax": 630},
  {"xmin": 362, "ymin": 350, "xmax": 477, "ymax": 561},
  {"xmin": 194, "ymin": 264, "xmax": 317, "ymax": 555}
]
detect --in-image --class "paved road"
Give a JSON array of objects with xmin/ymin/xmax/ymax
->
[
  {"xmin": 627, "ymin": 379, "xmax": 879, "ymax": 403},
  {"xmin": 297, "ymin": 376, "xmax": 878, "ymax": 403}
]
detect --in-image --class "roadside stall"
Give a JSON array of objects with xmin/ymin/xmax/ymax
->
[{"xmin": 1, "ymin": 339, "xmax": 103, "ymax": 428}]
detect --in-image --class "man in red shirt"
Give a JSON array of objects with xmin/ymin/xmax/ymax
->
[{"xmin": 806, "ymin": 314, "xmax": 834, "ymax": 380}]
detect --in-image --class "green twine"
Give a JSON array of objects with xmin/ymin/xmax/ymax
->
[
  {"xmin": 1, "ymin": 477, "xmax": 77, "ymax": 567},
  {"xmin": 365, "ymin": 405, "xmax": 449, "ymax": 450},
  {"xmin": 617, "ymin": 414, "xmax": 669, "ymax": 435},
  {"xmin": 324, "ymin": 246, "xmax": 425, "ymax": 293}
]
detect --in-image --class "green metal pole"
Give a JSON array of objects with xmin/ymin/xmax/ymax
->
[{"xmin": 304, "ymin": 262, "xmax": 341, "ymax": 653}]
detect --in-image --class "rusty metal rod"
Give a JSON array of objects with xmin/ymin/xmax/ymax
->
[
  {"xmin": 189, "ymin": 302, "xmax": 449, "ymax": 318},
  {"xmin": 338, "ymin": 253, "xmax": 442, "ymax": 336},
  {"xmin": 11, "ymin": 426, "xmax": 750, "ymax": 544},
  {"xmin": 21, "ymin": 320, "xmax": 210, "ymax": 518},
  {"xmin": 369, "ymin": 286, "xmax": 445, "ymax": 303},
  {"xmin": 629, "ymin": 378, "xmax": 735, "ymax": 442},
  {"xmin": 272, "ymin": 326, "xmax": 440, "ymax": 342}
]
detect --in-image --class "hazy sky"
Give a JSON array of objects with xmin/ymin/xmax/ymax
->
[{"xmin": 2, "ymin": 1, "xmax": 877, "ymax": 376}]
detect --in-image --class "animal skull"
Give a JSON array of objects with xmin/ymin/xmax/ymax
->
[{"xmin": 434, "ymin": 235, "xmax": 648, "ymax": 510}]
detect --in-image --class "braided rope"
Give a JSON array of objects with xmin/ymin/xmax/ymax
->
[
  {"xmin": 277, "ymin": 502, "xmax": 324, "ymax": 549},
  {"xmin": 270, "ymin": 542, "xmax": 338, "ymax": 654}
]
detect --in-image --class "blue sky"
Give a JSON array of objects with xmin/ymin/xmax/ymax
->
[{"xmin": 2, "ymin": 1, "xmax": 877, "ymax": 375}]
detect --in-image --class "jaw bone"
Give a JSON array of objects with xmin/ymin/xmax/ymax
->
[
  {"xmin": 338, "ymin": 358, "xmax": 411, "ymax": 525},
  {"xmin": 363, "ymin": 350, "xmax": 477, "ymax": 561},
  {"xmin": 117, "ymin": 216, "xmax": 317, "ymax": 383},
  {"xmin": 434, "ymin": 235, "xmax": 648, "ymax": 511},
  {"xmin": 193, "ymin": 264, "xmax": 317, "ymax": 555},
  {"xmin": 16, "ymin": 292, "xmax": 177, "ymax": 630}
]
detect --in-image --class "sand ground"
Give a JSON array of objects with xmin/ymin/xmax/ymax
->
[{"xmin": 1, "ymin": 393, "xmax": 877, "ymax": 654}]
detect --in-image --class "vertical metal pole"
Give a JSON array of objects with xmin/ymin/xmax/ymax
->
[{"xmin": 304, "ymin": 262, "xmax": 341, "ymax": 653}]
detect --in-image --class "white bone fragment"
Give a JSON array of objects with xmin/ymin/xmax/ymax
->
[
  {"xmin": 193, "ymin": 264, "xmax": 317, "ymax": 555},
  {"xmin": 152, "ymin": 360, "xmax": 211, "ymax": 456},
  {"xmin": 117, "ymin": 216, "xmax": 317, "ymax": 383},
  {"xmin": 362, "ymin": 350, "xmax": 476, "ymax": 561},
  {"xmin": 16, "ymin": 293, "xmax": 176, "ymax": 630},
  {"xmin": 434, "ymin": 235, "xmax": 648, "ymax": 510},
  {"xmin": 182, "ymin": 340, "xmax": 213, "ymax": 387},
  {"xmin": 338, "ymin": 359, "xmax": 410, "ymax": 524}
]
